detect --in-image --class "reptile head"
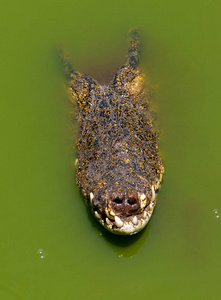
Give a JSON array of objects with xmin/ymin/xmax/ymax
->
[{"xmin": 88, "ymin": 180, "xmax": 157, "ymax": 235}]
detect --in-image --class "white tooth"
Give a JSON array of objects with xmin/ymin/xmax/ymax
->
[
  {"xmin": 106, "ymin": 218, "xmax": 112, "ymax": 225},
  {"xmin": 140, "ymin": 201, "xmax": 146, "ymax": 209},
  {"xmin": 139, "ymin": 193, "xmax": 147, "ymax": 209},
  {"xmin": 75, "ymin": 158, "xmax": 78, "ymax": 166},
  {"xmin": 143, "ymin": 211, "xmax": 147, "ymax": 219},
  {"xmin": 95, "ymin": 211, "xmax": 101, "ymax": 219},
  {"xmin": 90, "ymin": 192, "xmax": 94, "ymax": 205},
  {"xmin": 151, "ymin": 186, "xmax": 156, "ymax": 202},
  {"xmin": 115, "ymin": 216, "xmax": 124, "ymax": 228},
  {"xmin": 132, "ymin": 216, "xmax": 138, "ymax": 225},
  {"xmin": 140, "ymin": 193, "xmax": 146, "ymax": 201},
  {"xmin": 109, "ymin": 210, "xmax": 115, "ymax": 217}
]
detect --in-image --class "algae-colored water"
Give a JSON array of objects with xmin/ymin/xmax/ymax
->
[{"xmin": 1, "ymin": 0, "xmax": 221, "ymax": 299}]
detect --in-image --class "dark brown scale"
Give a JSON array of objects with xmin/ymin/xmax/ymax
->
[{"xmin": 61, "ymin": 30, "xmax": 164, "ymax": 234}]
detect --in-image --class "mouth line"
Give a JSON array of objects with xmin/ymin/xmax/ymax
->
[{"xmin": 91, "ymin": 185, "xmax": 157, "ymax": 235}]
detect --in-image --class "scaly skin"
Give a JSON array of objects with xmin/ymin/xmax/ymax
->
[{"xmin": 61, "ymin": 30, "xmax": 164, "ymax": 235}]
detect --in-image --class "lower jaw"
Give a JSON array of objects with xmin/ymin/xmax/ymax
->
[
  {"xmin": 93, "ymin": 201, "xmax": 156, "ymax": 235},
  {"xmin": 104, "ymin": 217, "xmax": 150, "ymax": 235}
]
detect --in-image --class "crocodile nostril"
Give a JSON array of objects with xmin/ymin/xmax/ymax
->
[
  {"xmin": 110, "ymin": 194, "xmax": 140, "ymax": 216},
  {"xmin": 113, "ymin": 197, "xmax": 123, "ymax": 204},
  {"xmin": 127, "ymin": 197, "xmax": 136, "ymax": 205}
]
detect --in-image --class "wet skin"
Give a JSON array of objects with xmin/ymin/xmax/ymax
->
[{"xmin": 61, "ymin": 30, "xmax": 164, "ymax": 235}]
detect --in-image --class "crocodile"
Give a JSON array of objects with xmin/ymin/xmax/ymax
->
[{"xmin": 61, "ymin": 30, "xmax": 164, "ymax": 235}]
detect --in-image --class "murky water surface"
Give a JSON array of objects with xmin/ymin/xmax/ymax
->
[{"xmin": 1, "ymin": 0, "xmax": 221, "ymax": 299}]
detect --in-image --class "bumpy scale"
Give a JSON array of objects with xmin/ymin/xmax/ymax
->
[{"xmin": 62, "ymin": 30, "xmax": 164, "ymax": 235}]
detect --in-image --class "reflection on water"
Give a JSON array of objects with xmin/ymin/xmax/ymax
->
[
  {"xmin": 86, "ymin": 202, "xmax": 152, "ymax": 258},
  {"xmin": 37, "ymin": 248, "xmax": 46, "ymax": 259},
  {"xmin": 101, "ymin": 224, "xmax": 151, "ymax": 258},
  {"xmin": 213, "ymin": 209, "xmax": 220, "ymax": 219}
]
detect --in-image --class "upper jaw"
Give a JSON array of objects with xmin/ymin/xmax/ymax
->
[{"xmin": 90, "ymin": 185, "xmax": 156, "ymax": 235}]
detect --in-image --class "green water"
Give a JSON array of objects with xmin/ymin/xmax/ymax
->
[{"xmin": 1, "ymin": 0, "xmax": 221, "ymax": 299}]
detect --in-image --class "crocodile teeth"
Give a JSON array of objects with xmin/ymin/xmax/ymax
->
[
  {"xmin": 139, "ymin": 193, "xmax": 146, "ymax": 201},
  {"xmin": 95, "ymin": 211, "xmax": 101, "ymax": 219},
  {"xmin": 132, "ymin": 216, "xmax": 138, "ymax": 225},
  {"xmin": 139, "ymin": 193, "xmax": 147, "ymax": 209},
  {"xmin": 109, "ymin": 210, "xmax": 115, "ymax": 217},
  {"xmin": 143, "ymin": 211, "xmax": 147, "ymax": 219},
  {"xmin": 90, "ymin": 192, "xmax": 94, "ymax": 205},
  {"xmin": 115, "ymin": 216, "xmax": 123, "ymax": 228},
  {"xmin": 106, "ymin": 218, "xmax": 112, "ymax": 225},
  {"xmin": 151, "ymin": 186, "xmax": 155, "ymax": 202}
]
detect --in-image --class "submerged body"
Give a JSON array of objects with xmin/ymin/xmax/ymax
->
[{"xmin": 62, "ymin": 30, "xmax": 164, "ymax": 235}]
